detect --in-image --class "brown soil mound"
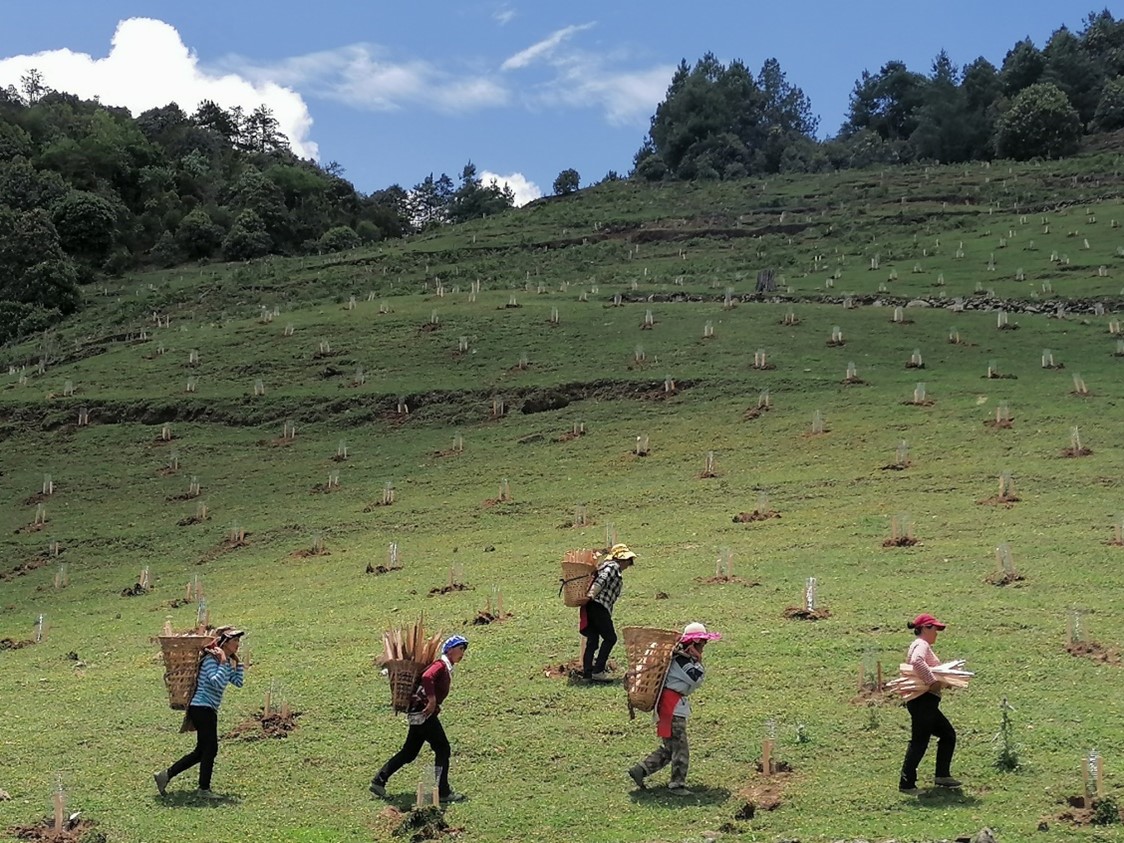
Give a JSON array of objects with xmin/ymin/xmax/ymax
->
[
  {"xmin": 363, "ymin": 501, "xmax": 393, "ymax": 511},
  {"xmin": 841, "ymin": 377, "xmax": 867, "ymax": 386},
  {"xmin": 429, "ymin": 583, "xmax": 471, "ymax": 596},
  {"xmin": 655, "ymin": 591, "xmax": 669, "ymax": 600},
  {"xmin": 14, "ymin": 522, "xmax": 46, "ymax": 535},
  {"xmin": 291, "ymin": 548, "xmax": 330, "ymax": 559},
  {"xmin": 905, "ymin": 361, "xmax": 925, "ymax": 369},
  {"xmin": 120, "ymin": 583, "xmax": 150, "ymax": 597},
  {"xmin": 1066, "ymin": 641, "xmax": 1121, "ymax": 665},
  {"xmin": 542, "ymin": 657, "xmax": 618, "ymax": 680},
  {"xmin": 850, "ymin": 687, "xmax": 893, "ymax": 705},
  {"xmin": 23, "ymin": 492, "xmax": 50, "ymax": 506},
  {"xmin": 177, "ymin": 514, "xmax": 207, "ymax": 526},
  {"xmin": 1, "ymin": 555, "xmax": 50, "ymax": 582},
  {"xmin": 1049, "ymin": 795, "xmax": 1124, "ymax": 827},
  {"xmin": 903, "ymin": 399, "xmax": 935, "ymax": 407},
  {"xmin": 310, "ymin": 483, "xmax": 339, "ymax": 494},
  {"xmin": 986, "ymin": 570, "xmax": 1026, "ymax": 587},
  {"xmin": 257, "ymin": 437, "xmax": 295, "ymax": 447},
  {"xmin": 0, "ymin": 638, "xmax": 36, "ymax": 650},
  {"xmin": 978, "ymin": 494, "xmax": 1019, "ymax": 507},
  {"xmin": 471, "ymin": 610, "xmax": 513, "ymax": 625},
  {"xmin": 783, "ymin": 607, "xmax": 831, "ymax": 621},
  {"xmin": 734, "ymin": 770, "xmax": 792, "ymax": 819},
  {"xmin": 7, "ymin": 816, "xmax": 99, "ymax": 842},
  {"xmin": 1063, "ymin": 447, "xmax": 1094, "ymax": 457},
  {"xmin": 881, "ymin": 462, "xmax": 910, "ymax": 471},
  {"xmin": 743, "ymin": 405, "xmax": 772, "ymax": 421},
  {"xmin": 983, "ymin": 418, "xmax": 1015, "ymax": 429},
  {"xmin": 385, "ymin": 804, "xmax": 463, "ymax": 842},
  {"xmin": 882, "ymin": 537, "xmax": 920, "ymax": 547},
  {"xmin": 696, "ymin": 575, "xmax": 760, "ymax": 587},
  {"xmin": 733, "ymin": 511, "xmax": 780, "ymax": 523},
  {"xmin": 826, "ymin": 339, "xmax": 846, "ymax": 347},
  {"xmin": 197, "ymin": 534, "xmax": 251, "ymax": 565},
  {"xmin": 555, "ymin": 429, "xmax": 586, "ymax": 443},
  {"xmin": 366, "ymin": 564, "xmax": 400, "ymax": 575},
  {"xmin": 226, "ymin": 709, "xmax": 300, "ymax": 741},
  {"xmin": 430, "ymin": 448, "xmax": 463, "ymax": 458},
  {"xmin": 418, "ymin": 322, "xmax": 441, "ymax": 332}
]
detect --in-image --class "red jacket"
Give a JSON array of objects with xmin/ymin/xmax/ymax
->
[{"xmin": 409, "ymin": 656, "xmax": 453, "ymax": 716}]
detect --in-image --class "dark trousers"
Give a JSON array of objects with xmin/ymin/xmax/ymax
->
[
  {"xmin": 581, "ymin": 601, "xmax": 617, "ymax": 677},
  {"xmin": 373, "ymin": 715, "xmax": 453, "ymax": 797},
  {"xmin": 168, "ymin": 705, "xmax": 219, "ymax": 790},
  {"xmin": 899, "ymin": 692, "xmax": 956, "ymax": 787}
]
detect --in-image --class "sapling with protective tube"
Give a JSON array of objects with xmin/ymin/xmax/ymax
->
[
  {"xmin": 810, "ymin": 410, "xmax": 826, "ymax": 435},
  {"xmin": 635, "ymin": 434, "xmax": 650, "ymax": 456},
  {"xmin": 382, "ymin": 482, "xmax": 395, "ymax": 506},
  {"xmin": 1072, "ymin": 373, "xmax": 1089, "ymax": 396}
]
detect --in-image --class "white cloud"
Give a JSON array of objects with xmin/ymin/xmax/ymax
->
[
  {"xmin": 501, "ymin": 23, "xmax": 595, "ymax": 71},
  {"xmin": 493, "ymin": 5, "xmax": 517, "ymax": 25},
  {"xmin": 0, "ymin": 18, "xmax": 319, "ymax": 159},
  {"xmin": 479, "ymin": 170, "xmax": 541, "ymax": 207},
  {"xmin": 233, "ymin": 44, "xmax": 509, "ymax": 114},
  {"xmin": 545, "ymin": 57, "xmax": 674, "ymax": 126}
]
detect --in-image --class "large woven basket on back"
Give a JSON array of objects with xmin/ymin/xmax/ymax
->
[
  {"xmin": 386, "ymin": 659, "xmax": 424, "ymax": 713},
  {"xmin": 560, "ymin": 549, "xmax": 597, "ymax": 607},
  {"xmin": 158, "ymin": 633, "xmax": 213, "ymax": 710},
  {"xmin": 622, "ymin": 626, "xmax": 680, "ymax": 716}
]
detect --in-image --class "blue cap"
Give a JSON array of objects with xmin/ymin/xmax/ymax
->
[{"xmin": 442, "ymin": 634, "xmax": 469, "ymax": 654}]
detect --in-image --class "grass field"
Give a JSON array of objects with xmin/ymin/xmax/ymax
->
[{"xmin": 2, "ymin": 154, "xmax": 1124, "ymax": 843}]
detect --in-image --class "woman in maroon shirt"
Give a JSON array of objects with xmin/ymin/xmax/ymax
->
[{"xmin": 370, "ymin": 636, "xmax": 469, "ymax": 803}]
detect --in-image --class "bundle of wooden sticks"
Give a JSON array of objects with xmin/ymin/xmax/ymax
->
[
  {"xmin": 380, "ymin": 618, "xmax": 443, "ymax": 665},
  {"xmin": 886, "ymin": 659, "xmax": 973, "ymax": 702}
]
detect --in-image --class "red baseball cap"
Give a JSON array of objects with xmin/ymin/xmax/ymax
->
[{"xmin": 912, "ymin": 613, "xmax": 947, "ymax": 630}]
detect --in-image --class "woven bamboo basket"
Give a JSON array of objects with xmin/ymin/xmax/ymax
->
[
  {"xmin": 560, "ymin": 561, "xmax": 596, "ymax": 607},
  {"xmin": 386, "ymin": 659, "xmax": 424, "ymax": 713},
  {"xmin": 622, "ymin": 626, "xmax": 680, "ymax": 716},
  {"xmin": 158, "ymin": 634, "xmax": 213, "ymax": 710}
]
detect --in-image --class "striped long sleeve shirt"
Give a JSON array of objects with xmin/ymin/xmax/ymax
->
[
  {"xmin": 906, "ymin": 638, "xmax": 941, "ymax": 696},
  {"xmin": 189, "ymin": 654, "xmax": 245, "ymax": 710}
]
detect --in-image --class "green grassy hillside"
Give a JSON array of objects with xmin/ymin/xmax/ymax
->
[{"xmin": 2, "ymin": 154, "xmax": 1124, "ymax": 843}]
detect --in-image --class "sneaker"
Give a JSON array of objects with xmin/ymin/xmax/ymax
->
[
  {"xmin": 667, "ymin": 784, "xmax": 693, "ymax": 796},
  {"xmin": 369, "ymin": 781, "xmax": 387, "ymax": 799},
  {"xmin": 628, "ymin": 766, "xmax": 647, "ymax": 790},
  {"xmin": 153, "ymin": 770, "xmax": 169, "ymax": 796},
  {"xmin": 934, "ymin": 776, "xmax": 962, "ymax": 788},
  {"xmin": 441, "ymin": 792, "xmax": 467, "ymax": 803},
  {"xmin": 590, "ymin": 671, "xmax": 614, "ymax": 683},
  {"xmin": 196, "ymin": 789, "xmax": 222, "ymax": 800},
  {"xmin": 899, "ymin": 785, "xmax": 920, "ymax": 794}
]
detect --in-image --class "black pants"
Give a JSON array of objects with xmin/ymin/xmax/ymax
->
[
  {"xmin": 373, "ymin": 715, "xmax": 453, "ymax": 797},
  {"xmin": 899, "ymin": 692, "xmax": 956, "ymax": 787},
  {"xmin": 168, "ymin": 705, "xmax": 219, "ymax": 790},
  {"xmin": 581, "ymin": 601, "xmax": 617, "ymax": 677}
]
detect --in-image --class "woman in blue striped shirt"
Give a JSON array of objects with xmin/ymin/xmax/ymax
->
[{"xmin": 154, "ymin": 627, "xmax": 246, "ymax": 799}]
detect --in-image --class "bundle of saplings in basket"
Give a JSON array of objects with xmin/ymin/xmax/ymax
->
[
  {"xmin": 157, "ymin": 622, "xmax": 217, "ymax": 710},
  {"xmin": 622, "ymin": 626, "xmax": 681, "ymax": 719},
  {"xmin": 559, "ymin": 548, "xmax": 597, "ymax": 607},
  {"xmin": 379, "ymin": 617, "xmax": 444, "ymax": 713}
]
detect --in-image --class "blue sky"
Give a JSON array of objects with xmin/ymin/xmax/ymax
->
[{"xmin": 0, "ymin": 1, "xmax": 1115, "ymax": 203}]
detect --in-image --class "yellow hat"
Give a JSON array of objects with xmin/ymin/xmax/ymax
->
[{"xmin": 609, "ymin": 543, "xmax": 636, "ymax": 561}]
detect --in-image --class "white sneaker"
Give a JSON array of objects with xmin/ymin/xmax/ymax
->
[{"xmin": 590, "ymin": 671, "xmax": 614, "ymax": 683}]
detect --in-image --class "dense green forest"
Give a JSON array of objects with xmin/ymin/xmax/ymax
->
[{"xmin": 635, "ymin": 9, "xmax": 1124, "ymax": 180}]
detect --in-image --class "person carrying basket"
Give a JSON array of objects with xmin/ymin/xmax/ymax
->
[
  {"xmin": 370, "ymin": 635, "xmax": 469, "ymax": 804},
  {"xmin": 579, "ymin": 543, "xmax": 636, "ymax": 683},
  {"xmin": 154, "ymin": 626, "xmax": 246, "ymax": 799},
  {"xmin": 629, "ymin": 622, "xmax": 720, "ymax": 795}
]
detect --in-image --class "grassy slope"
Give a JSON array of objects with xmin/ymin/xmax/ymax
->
[{"xmin": 1, "ymin": 154, "xmax": 1124, "ymax": 842}]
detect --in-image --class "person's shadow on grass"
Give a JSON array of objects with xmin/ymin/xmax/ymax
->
[
  {"xmin": 912, "ymin": 787, "xmax": 981, "ymax": 808},
  {"xmin": 629, "ymin": 784, "xmax": 730, "ymax": 807},
  {"xmin": 155, "ymin": 791, "xmax": 242, "ymax": 808}
]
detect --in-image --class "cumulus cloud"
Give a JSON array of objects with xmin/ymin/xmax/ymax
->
[
  {"xmin": 501, "ymin": 23, "xmax": 595, "ymax": 71},
  {"xmin": 0, "ymin": 17, "xmax": 318, "ymax": 159},
  {"xmin": 233, "ymin": 44, "xmax": 509, "ymax": 114},
  {"xmin": 479, "ymin": 170, "xmax": 541, "ymax": 207}
]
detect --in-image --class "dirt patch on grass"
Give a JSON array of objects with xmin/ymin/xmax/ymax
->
[
  {"xmin": 985, "ymin": 570, "xmax": 1026, "ymax": 586},
  {"xmin": 783, "ymin": 607, "xmax": 831, "ymax": 621},
  {"xmin": 903, "ymin": 399, "xmax": 935, "ymax": 407},
  {"xmin": 555, "ymin": 429, "xmax": 586, "ymax": 443},
  {"xmin": 733, "ymin": 510, "xmax": 780, "ymax": 523},
  {"xmin": 1, "ymin": 555, "xmax": 50, "ymax": 582},
  {"xmin": 696, "ymin": 575, "xmax": 760, "ymax": 587},
  {"xmin": 542, "ymin": 657, "xmax": 618, "ymax": 681},
  {"xmin": 310, "ymin": 482, "xmax": 340, "ymax": 494},
  {"xmin": 366, "ymin": 563, "xmax": 401, "ymax": 575},
  {"xmin": 881, "ymin": 462, "xmax": 910, "ymax": 471},
  {"xmin": 471, "ymin": 610, "xmax": 513, "ymax": 625},
  {"xmin": 984, "ymin": 372, "xmax": 1018, "ymax": 380},
  {"xmin": 257, "ymin": 437, "xmax": 295, "ymax": 447},
  {"xmin": 850, "ymin": 687, "xmax": 893, "ymax": 705},
  {"xmin": 386, "ymin": 805, "xmax": 463, "ymax": 842},
  {"xmin": 1062, "ymin": 446, "xmax": 1094, "ymax": 457},
  {"xmin": 197, "ymin": 534, "xmax": 251, "ymax": 565},
  {"xmin": 743, "ymin": 405, "xmax": 772, "ymax": 421},
  {"xmin": 978, "ymin": 494, "xmax": 1020, "ymax": 507},
  {"xmin": 177, "ymin": 514, "xmax": 208, "ymax": 526},
  {"xmin": 841, "ymin": 376, "xmax": 867, "ymax": 386},
  {"xmin": 0, "ymin": 638, "xmax": 37, "ymax": 651},
  {"xmin": 1066, "ymin": 641, "xmax": 1121, "ymax": 665},
  {"xmin": 1048, "ymin": 794, "xmax": 1124, "ymax": 827},
  {"xmin": 120, "ymin": 583, "xmax": 150, "ymax": 597},
  {"xmin": 882, "ymin": 537, "xmax": 920, "ymax": 547},
  {"xmin": 225, "ymin": 709, "xmax": 300, "ymax": 741},
  {"xmin": 7, "ymin": 816, "xmax": 100, "ymax": 842},
  {"xmin": 429, "ymin": 583, "xmax": 472, "ymax": 596},
  {"xmin": 983, "ymin": 418, "xmax": 1014, "ymax": 429},
  {"xmin": 23, "ymin": 492, "xmax": 51, "ymax": 506},
  {"xmin": 14, "ymin": 522, "xmax": 46, "ymax": 535},
  {"xmin": 291, "ymin": 548, "xmax": 330, "ymax": 559},
  {"xmin": 363, "ymin": 500, "xmax": 393, "ymax": 512},
  {"xmin": 734, "ymin": 770, "xmax": 793, "ymax": 819},
  {"xmin": 826, "ymin": 339, "xmax": 846, "ymax": 347}
]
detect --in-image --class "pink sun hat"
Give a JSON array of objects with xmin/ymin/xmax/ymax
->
[{"xmin": 680, "ymin": 622, "xmax": 722, "ymax": 643}]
